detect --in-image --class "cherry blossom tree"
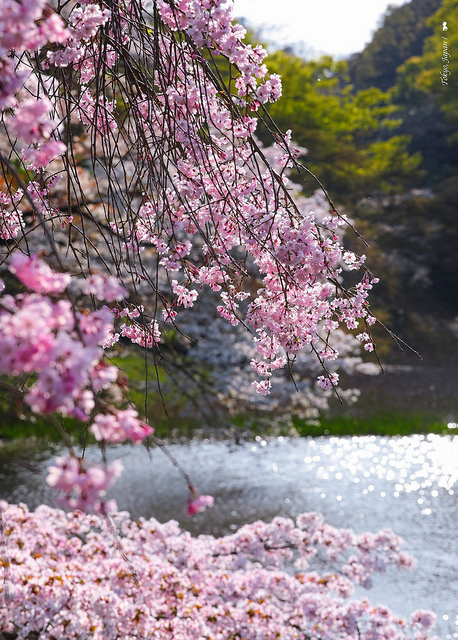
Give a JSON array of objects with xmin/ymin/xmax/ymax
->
[
  {"xmin": 0, "ymin": 0, "xmax": 381, "ymax": 508},
  {"xmin": 0, "ymin": 1, "xmax": 437, "ymax": 638},
  {"xmin": 0, "ymin": 502, "xmax": 437, "ymax": 640}
]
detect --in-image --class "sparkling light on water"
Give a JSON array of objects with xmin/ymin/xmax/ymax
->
[{"xmin": 1, "ymin": 434, "xmax": 457, "ymax": 638}]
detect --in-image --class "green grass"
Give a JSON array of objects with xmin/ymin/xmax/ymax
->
[
  {"xmin": 0, "ymin": 405, "xmax": 453, "ymax": 446},
  {"xmin": 291, "ymin": 413, "xmax": 451, "ymax": 438},
  {"xmin": 1, "ymin": 345, "xmax": 455, "ymax": 444},
  {"xmin": 0, "ymin": 412, "xmax": 85, "ymax": 443}
]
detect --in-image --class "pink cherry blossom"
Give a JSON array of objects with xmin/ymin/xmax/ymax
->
[
  {"xmin": 9, "ymin": 253, "xmax": 71, "ymax": 294},
  {"xmin": 84, "ymin": 273, "xmax": 128, "ymax": 302},
  {"xmin": 317, "ymin": 372, "xmax": 340, "ymax": 390},
  {"xmin": 90, "ymin": 408, "xmax": 153, "ymax": 444},
  {"xmin": 22, "ymin": 140, "xmax": 66, "ymax": 170},
  {"xmin": 79, "ymin": 88, "xmax": 117, "ymax": 134},
  {"xmin": 0, "ymin": 502, "xmax": 439, "ymax": 640},
  {"xmin": 411, "ymin": 610, "xmax": 437, "ymax": 630},
  {"xmin": 0, "ymin": 205, "xmax": 24, "ymax": 239},
  {"xmin": 46, "ymin": 455, "xmax": 123, "ymax": 513},
  {"xmin": 186, "ymin": 492, "xmax": 215, "ymax": 516},
  {"xmin": 8, "ymin": 97, "xmax": 55, "ymax": 144},
  {"xmin": 70, "ymin": 3, "xmax": 111, "ymax": 41},
  {"xmin": 172, "ymin": 279, "xmax": 199, "ymax": 308}
]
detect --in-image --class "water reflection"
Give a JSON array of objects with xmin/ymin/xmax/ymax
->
[{"xmin": 1, "ymin": 434, "xmax": 457, "ymax": 638}]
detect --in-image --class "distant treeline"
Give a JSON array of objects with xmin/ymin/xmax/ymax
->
[{"xmin": 257, "ymin": 0, "xmax": 457, "ymax": 356}]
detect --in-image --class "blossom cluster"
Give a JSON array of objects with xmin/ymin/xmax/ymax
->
[
  {"xmin": 46, "ymin": 456, "xmax": 123, "ymax": 514},
  {"xmin": 1, "ymin": 254, "xmax": 115, "ymax": 419},
  {"xmin": 1, "ymin": 0, "xmax": 377, "ymax": 401},
  {"xmin": 0, "ymin": 254, "xmax": 154, "ymax": 512},
  {"xmin": 0, "ymin": 502, "xmax": 437, "ymax": 640},
  {"xmin": 115, "ymin": 0, "xmax": 379, "ymax": 395},
  {"xmin": 1, "ymin": 0, "xmax": 69, "ymax": 174},
  {"xmin": 157, "ymin": 0, "xmax": 281, "ymax": 103},
  {"xmin": 0, "ymin": 0, "xmax": 115, "ymax": 240},
  {"xmin": 0, "ymin": 0, "xmax": 379, "ymax": 508}
]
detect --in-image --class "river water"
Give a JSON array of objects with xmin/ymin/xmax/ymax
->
[{"xmin": 2, "ymin": 434, "xmax": 457, "ymax": 639}]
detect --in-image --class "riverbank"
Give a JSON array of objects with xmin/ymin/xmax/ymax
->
[{"xmin": 1, "ymin": 355, "xmax": 456, "ymax": 446}]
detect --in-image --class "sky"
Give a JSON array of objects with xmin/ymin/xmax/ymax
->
[{"xmin": 231, "ymin": 0, "xmax": 409, "ymax": 59}]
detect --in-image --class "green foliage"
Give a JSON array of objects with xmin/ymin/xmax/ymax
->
[
  {"xmin": 398, "ymin": 0, "xmax": 457, "ymax": 106},
  {"xmin": 394, "ymin": 0, "xmax": 458, "ymax": 177},
  {"xmin": 350, "ymin": 0, "xmax": 458, "ymax": 328},
  {"xmin": 348, "ymin": 0, "xmax": 442, "ymax": 91},
  {"xmin": 259, "ymin": 52, "xmax": 421, "ymax": 201},
  {"xmin": 255, "ymin": 0, "xmax": 458, "ymax": 354}
]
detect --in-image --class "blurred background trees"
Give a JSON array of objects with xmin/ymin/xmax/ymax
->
[{"xmin": 254, "ymin": 0, "xmax": 457, "ymax": 361}]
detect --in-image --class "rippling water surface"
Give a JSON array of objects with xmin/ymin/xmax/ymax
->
[{"xmin": 2, "ymin": 434, "xmax": 457, "ymax": 638}]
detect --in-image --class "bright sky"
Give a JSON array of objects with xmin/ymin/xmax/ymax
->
[{"xmin": 232, "ymin": 0, "xmax": 409, "ymax": 58}]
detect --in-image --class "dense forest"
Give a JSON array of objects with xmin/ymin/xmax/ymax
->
[{"xmin": 257, "ymin": 0, "xmax": 457, "ymax": 359}]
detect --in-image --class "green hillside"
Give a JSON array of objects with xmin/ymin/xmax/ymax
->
[
  {"xmin": 258, "ymin": 0, "xmax": 457, "ymax": 355},
  {"xmin": 348, "ymin": 0, "xmax": 442, "ymax": 91}
]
